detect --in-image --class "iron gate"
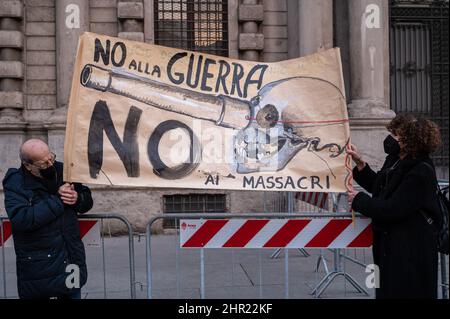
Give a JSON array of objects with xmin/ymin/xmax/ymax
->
[{"xmin": 389, "ymin": 0, "xmax": 449, "ymax": 167}]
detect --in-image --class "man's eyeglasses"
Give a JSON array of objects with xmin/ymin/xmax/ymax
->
[{"xmin": 30, "ymin": 152, "xmax": 56, "ymax": 169}]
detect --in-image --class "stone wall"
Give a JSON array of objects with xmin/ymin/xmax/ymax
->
[
  {"xmin": 1, "ymin": 0, "xmax": 27, "ymax": 181},
  {"xmin": 90, "ymin": 0, "xmax": 118, "ymax": 37},
  {"xmin": 25, "ymin": 0, "xmax": 56, "ymax": 123},
  {"xmin": 262, "ymin": 0, "xmax": 288, "ymax": 62}
]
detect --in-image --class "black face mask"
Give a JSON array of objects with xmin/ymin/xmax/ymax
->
[
  {"xmin": 383, "ymin": 135, "xmax": 401, "ymax": 156},
  {"xmin": 39, "ymin": 164, "xmax": 57, "ymax": 181}
]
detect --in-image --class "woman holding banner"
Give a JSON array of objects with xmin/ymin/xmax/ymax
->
[{"xmin": 348, "ymin": 114, "xmax": 442, "ymax": 299}]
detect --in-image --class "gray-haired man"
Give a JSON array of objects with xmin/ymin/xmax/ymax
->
[{"xmin": 2, "ymin": 139, "xmax": 93, "ymax": 299}]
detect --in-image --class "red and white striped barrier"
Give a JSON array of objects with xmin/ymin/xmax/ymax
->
[
  {"xmin": 180, "ymin": 218, "xmax": 372, "ymax": 248},
  {"xmin": 0, "ymin": 220, "xmax": 101, "ymax": 248},
  {"xmin": 78, "ymin": 220, "xmax": 101, "ymax": 247},
  {"xmin": 0, "ymin": 220, "xmax": 12, "ymax": 248},
  {"xmin": 296, "ymin": 192, "xmax": 329, "ymax": 210}
]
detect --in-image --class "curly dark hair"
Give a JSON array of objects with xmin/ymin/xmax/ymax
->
[{"xmin": 387, "ymin": 113, "xmax": 441, "ymax": 157}]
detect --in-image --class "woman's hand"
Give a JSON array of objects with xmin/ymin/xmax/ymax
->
[{"xmin": 347, "ymin": 144, "xmax": 366, "ymax": 171}]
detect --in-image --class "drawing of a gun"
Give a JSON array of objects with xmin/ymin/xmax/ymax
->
[{"xmin": 80, "ymin": 64, "xmax": 347, "ymax": 174}]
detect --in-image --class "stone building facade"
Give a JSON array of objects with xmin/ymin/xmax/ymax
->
[{"xmin": 1, "ymin": 0, "xmax": 448, "ymax": 232}]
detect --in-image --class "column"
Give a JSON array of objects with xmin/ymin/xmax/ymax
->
[
  {"xmin": 298, "ymin": 0, "xmax": 333, "ymax": 56},
  {"xmin": 347, "ymin": 0, "xmax": 395, "ymax": 118},
  {"xmin": 143, "ymin": 0, "xmax": 154, "ymax": 44},
  {"xmin": 54, "ymin": 0, "xmax": 89, "ymax": 113},
  {"xmin": 48, "ymin": 0, "xmax": 89, "ymax": 158}
]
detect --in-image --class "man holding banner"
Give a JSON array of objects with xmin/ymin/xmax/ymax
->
[{"xmin": 2, "ymin": 139, "xmax": 93, "ymax": 299}]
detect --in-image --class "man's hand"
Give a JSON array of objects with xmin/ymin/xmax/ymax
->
[{"xmin": 58, "ymin": 183, "xmax": 78, "ymax": 206}]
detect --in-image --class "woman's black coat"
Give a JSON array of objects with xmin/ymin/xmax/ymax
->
[
  {"xmin": 2, "ymin": 161, "xmax": 93, "ymax": 299},
  {"xmin": 352, "ymin": 153, "xmax": 440, "ymax": 299}
]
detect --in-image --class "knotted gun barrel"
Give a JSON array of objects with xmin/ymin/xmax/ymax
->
[{"xmin": 80, "ymin": 64, "xmax": 252, "ymax": 130}]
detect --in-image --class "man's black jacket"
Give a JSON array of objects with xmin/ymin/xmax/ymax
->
[{"xmin": 2, "ymin": 161, "xmax": 93, "ymax": 299}]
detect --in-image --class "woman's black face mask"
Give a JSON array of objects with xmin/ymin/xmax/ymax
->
[
  {"xmin": 383, "ymin": 135, "xmax": 401, "ymax": 156},
  {"xmin": 39, "ymin": 165, "xmax": 57, "ymax": 180}
]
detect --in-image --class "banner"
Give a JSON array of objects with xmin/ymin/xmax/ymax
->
[{"xmin": 64, "ymin": 32, "xmax": 352, "ymax": 192}]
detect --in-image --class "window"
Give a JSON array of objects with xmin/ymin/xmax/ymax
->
[
  {"xmin": 163, "ymin": 194, "xmax": 227, "ymax": 228},
  {"xmin": 389, "ymin": 1, "xmax": 449, "ymax": 166},
  {"xmin": 154, "ymin": 0, "xmax": 229, "ymax": 56}
]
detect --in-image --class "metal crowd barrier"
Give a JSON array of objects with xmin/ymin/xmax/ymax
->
[
  {"xmin": 440, "ymin": 254, "xmax": 449, "ymax": 299},
  {"xmin": 0, "ymin": 216, "xmax": 7, "ymax": 299},
  {"xmin": 144, "ymin": 184, "xmax": 449, "ymax": 299},
  {"xmin": 438, "ymin": 180, "xmax": 449, "ymax": 299},
  {"xmin": 79, "ymin": 214, "xmax": 136, "ymax": 299},
  {"xmin": 2, "ymin": 184, "xmax": 448, "ymax": 299},
  {"xmin": 144, "ymin": 212, "xmax": 367, "ymax": 299},
  {"xmin": 265, "ymin": 191, "xmax": 371, "ymax": 297},
  {"xmin": 0, "ymin": 213, "xmax": 136, "ymax": 299}
]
